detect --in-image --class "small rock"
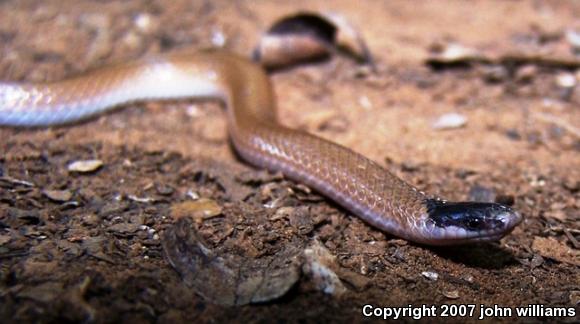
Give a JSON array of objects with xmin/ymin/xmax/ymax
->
[
  {"xmin": 565, "ymin": 29, "xmax": 580, "ymax": 51},
  {"xmin": 108, "ymin": 223, "xmax": 142, "ymax": 234},
  {"xmin": 460, "ymin": 274, "xmax": 474, "ymax": 283},
  {"xmin": 481, "ymin": 65, "xmax": 508, "ymax": 83},
  {"xmin": 67, "ymin": 159, "xmax": 103, "ymax": 173},
  {"xmin": 515, "ymin": 65, "xmax": 537, "ymax": 83},
  {"xmin": 271, "ymin": 206, "xmax": 294, "ymax": 220},
  {"xmin": 556, "ymin": 72, "xmax": 577, "ymax": 89},
  {"xmin": 505, "ymin": 129, "xmax": 522, "ymax": 141},
  {"xmin": 303, "ymin": 241, "xmax": 347, "ymax": 296},
  {"xmin": 81, "ymin": 214, "xmax": 100, "ymax": 226},
  {"xmin": 211, "ymin": 28, "xmax": 226, "ymax": 47},
  {"xmin": 421, "ymin": 271, "xmax": 439, "ymax": 281},
  {"xmin": 353, "ymin": 65, "xmax": 373, "ymax": 78},
  {"xmin": 555, "ymin": 72, "xmax": 577, "ymax": 101},
  {"xmin": 236, "ymin": 170, "xmax": 283, "ymax": 185},
  {"xmin": 562, "ymin": 177, "xmax": 579, "ymax": 192},
  {"xmin": 429, "ymin": 42, "xmax": 481, "ymax": 63},
  {"xmin": 432, "ymin": 113, "xmax": 467, "ymax": 130},
  {"xmin": 163, "ymin": 217, "xmax": 301, "ymax": 306},
  {"xmin": 0, "ymin": 234, "xmax": 10, "ymax": 245},
  {"xmin": 288, "ymin": 206, "xmax": 314, "ymax": 235},
  {"xmin": 170, "ymin": 199, "xmax": 223, "ymax": 220},
  {"xmin": 99, "ymin": 201, "xmax": 129, "ymax": 218},
  {"xmin": 121, "ymin": 31, "xmax": 143, "ymax": 51},
  {"xmin": 42, "ymin": 189, "xmax": 73, "ymax": 202},
  {"xmin": 442, "ymin": 290, "xmax": 460, "ymax": 299},
  {"xmin": 155, "ymin": 183, "xmax": 174, "ymax": 196},
  {"xmin": 186, "ymin": 190, "xmax": 200, "ymax": 200},
  {"xmin": 358, "ymin": 95, "xmax": 373, "ymax": 110},
  {"xmin": 401, "ymin": 160, "xmax": 420, "ymax": 172},
  {"xmin": 134, "ymin": 13, "xmax": 157, "ymax": 33},
  {"xmin": 127, "ymin": 195, "xmax": 155, "ymax": 203},
  {"xmin": 570, "ymin": 290, "xmax": 580, "ymax": 306},
  {"xmin": 529, "ymin": 254, "xmax": 544, "ymax": 269}
]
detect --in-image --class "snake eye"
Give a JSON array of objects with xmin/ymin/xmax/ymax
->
[{"xmin": 465, "ymin": 217, "xmax": 483, "ymax": 230}]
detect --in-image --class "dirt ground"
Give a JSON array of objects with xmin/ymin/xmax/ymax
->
[{"xmin": 0, "ymin": 0, "xmax": 579, "ymax": 323}]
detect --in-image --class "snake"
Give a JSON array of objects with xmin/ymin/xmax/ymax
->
[{"xmin": 0, "ymin": 50, "xmax": 522, "ymax": 245}]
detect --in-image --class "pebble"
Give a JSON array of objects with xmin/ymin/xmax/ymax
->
[
  {"xmin": 562, "ymin": 177, "xmax": 579, "ymax": 192},
  {"xmin": 442, "ymin": 290, "xmax": 460, "ymax": 299},
  {"xmin": 565, "ymin": 29, "xmax": 580, "ymax": 51},
  {"xmin": 108, "ymin": 222, "xmax": 141, "ymax": 234},
  {"xmin": 401, "ymin": 160, "xmax": 420, "ymax": 172},
  {"xmin": 81, "ymin": 214, "xmax": 100, "ymax": 226},
  {"xmin": 211, "ymin": 28, "xmax": 226, "ymax": 47},
  {"xmin": 570, "ymin": 290, "xmax": 580, "ymax": 306},
  {"xmin": 67, "ymin": 159, "xmax": 103, "ymax": 173},
  {"xmin": 42, "ymin": 189, "xmax": 73, "ymax": 202},
  {"xmin": 421, "ymin": 271, "xmax": 439, "ymax": 281},
  {"xmin": 505, "ymin": 129, "xmax": 522, "ymax": 141},
  {"xmin": 127, "ymin": 195, "xmax": 154, "ymax": 203},
  {"xmin": 358, "ymin": 95, "xmax": 373, "ymax": 110},
  {"xmin": 303, "ymin": 241, "xmax": 347, "ymax": 296},
  {"xmin": 0, "ymin": 234, "xmax": 10, "ymax": 245},
  {"xmin": 461, "ymin": 274, "xmax": 474, "ymax": 283},
  {"xmin": 170, "ymin": 199, "xmax": 223, "ymax": 220},
  {"xmin": 134, "ymin": 13, "xmax": 154, "ymax": 33},
  {"xmin": 155, "ymin": 183, "xmax": 174, "ymax": 196},
  {"xmin": 515, "ymin": 65, "xmax": 537, "ymax": 83},
  {"xmin": 431, "ymin": 43, "xmax": 479, "ymax": 62},
  {"xmin": 556, "ymin": 72, "xmax": 576, "ymax": 89},
  {"xmin": 186, "ymin": 190, "xmax": 200, "ymax": 200},
  {"xmin": 481, "ymin": 65, "xmax": 508, "ymax": 83},
  {"xmin": 432, "ymin": 113, "xmax": 467, "ymax": 130},
  {"xmin": 121, "ymin": 31, "xmax": 143, "ymax": 51}
]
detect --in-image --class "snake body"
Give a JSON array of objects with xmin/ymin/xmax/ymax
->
[{"xmin": 0, "ymin": 50, "xmax": 521, "ymax": 245}]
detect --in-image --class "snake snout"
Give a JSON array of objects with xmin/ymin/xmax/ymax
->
[
  {"xmin": 421, "ymin": 199, "xmax": 522, "ymax": 244},
  {"xmin": 496, "ymin": 208, "xmax": 523, "ymax": 233}
]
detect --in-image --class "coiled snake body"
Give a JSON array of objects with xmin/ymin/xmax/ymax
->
[{"xmin": 0, "ymin": 50, "xmax": 522, "ymax": 245}]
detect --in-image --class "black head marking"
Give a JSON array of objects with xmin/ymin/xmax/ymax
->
[{"xmin": 426, "ymin": 199, "xmax": 512, "ymax": 231}]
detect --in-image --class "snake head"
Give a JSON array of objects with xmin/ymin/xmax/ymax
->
[{"xmin": 421, "ymin": 199, "xmax": 523, "ymax": 245}]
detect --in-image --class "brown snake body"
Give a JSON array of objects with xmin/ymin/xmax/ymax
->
[{"xmin": 0, "ymin": 50, "xmax": 522, "ymax": 245}]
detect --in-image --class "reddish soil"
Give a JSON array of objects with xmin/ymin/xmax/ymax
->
[{"xmin": 0, "ymin": 1, "xmax": 578, "ymax": 323}]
